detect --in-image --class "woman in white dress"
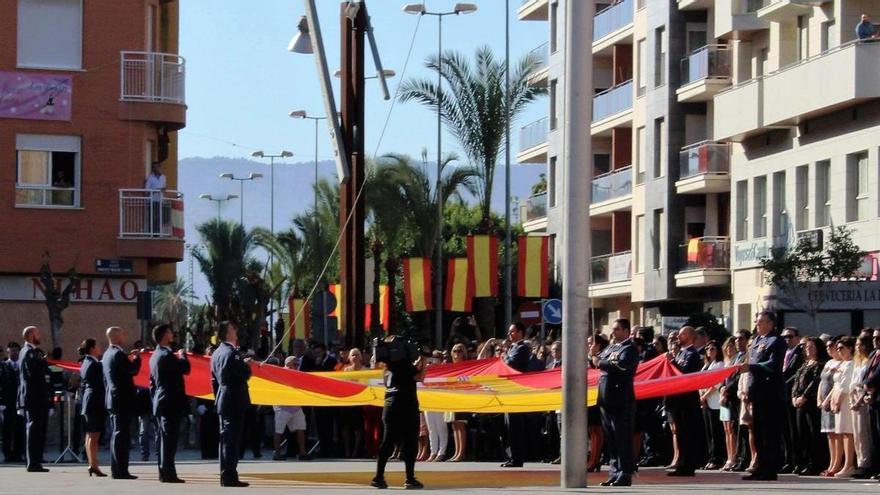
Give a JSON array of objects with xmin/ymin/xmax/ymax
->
[
  {"xmin": 850, "ymin": 335, "xmax": 875, "ymax": 476},
  {"xmin": 718, "ymin": 337, "xmax": 738, "ymax": 471},
  {"xmin": 825, "ymin": 337, "xmax": 856, "ymax": 478},
  {"xmin": 818, "ymin": 339, "xmax": 841, "ymax": 476}
]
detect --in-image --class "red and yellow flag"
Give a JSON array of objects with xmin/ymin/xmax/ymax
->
[
  {"xmin": 445, "ymin": 258, "xmax": 473, "ymax": 312},
  {"xmin": 365, "ymin": 284, "xmax": 390, "ymax": 331},
  {"xmin": 286, "ymin": 297, "xmax": 311, "ymax": 346},
  {"xmin": 329, "ymin": 283, "xmax": 344, "ymax": 324},
  {"xmin": 518, "ymin": 235, "xmax": 549, "ymax": 298},
  {"xmin": 403, "ymin": 257, "xmax": 432, "ymax": 312},
  {"xmin": 467, "ymin": 234, "xmax": 498, "ymax": 297}
]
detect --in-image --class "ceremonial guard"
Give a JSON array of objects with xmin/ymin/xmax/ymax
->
[
  {"xmin": 18, "ymin": 326, "xmax": 50, "ymax": 473},
  {"xmin": 149, "ymin": 324, "xmax": 191, "ymax": 483},
  {"xmin": 210, "ymin": 321, "xmax": 252, "ymax": 488},
  {"xmin": 103, "ymin": 326, "xmax": 142, "ymax": 480}
]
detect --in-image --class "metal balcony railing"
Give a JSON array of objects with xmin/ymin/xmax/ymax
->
[
  {"xmin": 120, "ymin": 51, "xmax": 186, "ymax": 104},
  {"xmin": 519, "ymin": 117, "xmax": 549, "ymax": 152},
  {"xmin": 681, "ymin": 45, "xmax": 731, "ymax": 86},
  {"xmin": 119, "ymin": 189, "xmax": 184, "ymax": 239},
  {"xmin": 528, "ymin": 42, "xmax": 549, "ymax": 71},
  {"xmin": 591, "ymin": 251, "xmax": 633, "ymax": 283},
  {"xmin": 593, "ymin": 80, "xmax": 633, "ymax": 121},
  {"xmin": 678, "ymin": 237, "xmax": 730, "ymax": 271},
  {"xmin": 679, "ymin": 142, "xmax": 731, "ymax": 180},
  {"xmin": 594, "ymin": 0, "xmax": 634, "ymax": 41},
  {"xmin": 592, "ymin": 166, "xmax": 632, "ymax": 204},
  {"xmin": 524, "ymin": 192, "xmax": 547, "ymax": 222}
]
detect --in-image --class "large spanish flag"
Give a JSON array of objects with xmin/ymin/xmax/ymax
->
[
  {"xmin": 445, "ymin": 258, "xmax": 473, "ymax": 312},
  {"xmin": 518, "ymin": 235, "xmax": 549, "ymax": 298},
  {"xmin": 287, "ymin": 297, "xmax": 311, "ymax": 344},
  {"xmin": 364, "ymin": 284, "xmax": 390, "ymax": 331},
  {"xmin": 467, "ymin": 234, "xmax": 498, "ymax": 297},
  {"xmin": 403, "ymin": 257, "xmax": 432, "ymax": 312}
]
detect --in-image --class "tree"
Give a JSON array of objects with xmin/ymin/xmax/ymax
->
[
  {"xmin": 38, "ymin": 253, "xmax": 79, "ymax": 350},
  {"xmin": 192, "ymin": 219, "xmax": 256, "ymax": 322},
  {"xmin": 398, "ymin": 46, "xmax": 547, "ymax": 225},
  {"xmin": 152, "ymin": 277, "xmax": 192, "ymax": 333},
  {"xmin": 530, "ymin": 173, "xmax": 547, "ymax": 196}
]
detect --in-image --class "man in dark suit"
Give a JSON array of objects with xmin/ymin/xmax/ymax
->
[
  {"xmin": 17, "ymin": 327, "xmax": 51, "ymax": 473},
  {"xmin": 666, "ymin": 325, "xmax": 706, "ymax": 477},
  {"xmin": 211, "ymin": 321, "xmax": 252, "ymax": 488},
  {"xmin": 595, "ymin": 319, "xmax": 639, "ymax": 487},
  {"xmin": 862, "ymin": 329, "xmax": 880, "ymax": 482},
  {"xmin": 741, "ymin": 311, "xmax": 787, "ymax": 481},
  {"xmin": 721, "ymin": 329, "xmax": 751, "ymax": 471},
  {"xmin": 501, "ymin": 322, "xmax": 531, "ymax": 468},
  {"xmin": 779, "ymin": 326, "xmax": 803, "ymax": 473},
  {"xmin": 2, "ymin": 342, "xmax": 25, "ymax": 463},
  {"xmin": 103, "ymin": 326, "xmax": 142, "ymax": 480},
  {"xmin": 149, "ymin": 324, "xmax": 190, "ymax": 483}
]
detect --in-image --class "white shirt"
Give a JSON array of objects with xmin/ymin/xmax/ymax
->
[{"xmin": 145, "ymin": 173, "xmax": 166, "ymax": 190}]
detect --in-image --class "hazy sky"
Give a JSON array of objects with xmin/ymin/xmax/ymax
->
[{"xmin": 178, "ymin": 0, "xmax": 549, "ymax": 163}]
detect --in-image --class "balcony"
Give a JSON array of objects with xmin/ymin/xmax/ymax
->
[
  {"xmin": 526, "ymin": 42, "xmax": 549, "ymax": 87},
  {"xmin": 594, "ymin": 0, "xmax": 634, "ymax": 54},
  {"xmin": 521, "ymin": 192, "xmax": 548, "ymax": 232},
  {"xmin": 677, "ymin": 45, "xmax": 731, "ymax": 102},
  {"xmin": 518, "ymin": 0, "xmax": 548, "ymax": 21},
  {"xmin": 714, "ymin": 0, "xmax": 769, "ymax": 39},
  {"xmin": 675, "ymin": 142, "xmax": 731, "ymax": 194},
  {"xmin": 592, "ymin": 80, "xmax": 633, "ymax": 135},
  {"xmin": 517, "ymin": 117, "xmax": 549, "ymax": 163},
  {"xmin": 674, "ymin": 237, "xmax": 731, "ymax": 287},
  {"xmin": 119, "ymin": 51, "xmax": 187, "ymax": 129},
  {"xmin": 117, "ymin": 189, "xmax": 185, "ymax": 261},
  {"xmin": 590, "ymin": 251, "xmax": 633, "ymax": 298},
  {"xmin": 591, "ymin": 166, "xmax": 632, "ymax": 215},
  {"xmin": 756, "ymin": 0, "xmax": 813, "ymax": 24}
]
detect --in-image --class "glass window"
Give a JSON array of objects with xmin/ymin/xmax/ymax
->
[
  {"xmin": 637, "ymin": 38, "xmax": 647, "ymax": 96},
  {"xmin": 773, "ymin": 171, "xmax": 787, "ymax": 237},
  {"xmin": 635, "ymin": 214, "xmax": 645, "ymax": 273},
  {"xmin": 653, "ymin": 118, "xmax": 666, "ymax": 178},
  {"xmin": 15, "ymin": 135, "xmax": 80, "ymax": 208},
  {"xmin": 550, "ymin": 79, "xmax": 558, "ymax": 131},
  {"xmin": 847, "ymin": 151, "xmax": 870, "ymax": 221},
  {"xmin": 549, "ymin": 156, "xmax": 557, "ymax": 208},
  {"xmin": 795, "ymin": 165, "xmax": 809, "ymax": 230},
  {"xmin": 652, "ymin": 209, "xmax": 664, "ymax": 270},
  {"xmin": 736, "ymin": 180, "xmax": 748, "ymax": 241},
  {"xmin": 636, "ymin": 126, "xmax": 646, "ymax": 184},
  {"xmin": 753, "ymin": 176, "xmax": 767, "ymax": 238},
  {"xmin": 655, "ymin": 27, "xmax": 666, "ymax": 88},
  {"xmin": 17, "ymin": 0, "xmax": 83, "ymax": 69},
  {"xmin": 816, "ymin": 159, "xmax": 831, "ymax": 227}
]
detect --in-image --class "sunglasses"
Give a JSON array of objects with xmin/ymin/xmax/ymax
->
[{"xmin": 783, "ymin": 335, "xmax": 794, "ymax": 339}]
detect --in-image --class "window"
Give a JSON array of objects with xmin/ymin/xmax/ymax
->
[
  {"xmin": 635, "ymin": 214, "xmax": 645, "ymax": 273},
  {"xmin": 636, "ymin": 126, "xmax": 646, "ymax": 184},
  {"xmin": 550, "ymin": 2, "xmax": 558, "ymax": 53},
  {"xmin": 636, "ymin": 38, "xmax": 647, "ymax": 96},
  {"xmin": 821, "ymin": 20, "xmax": 836, "ymax": 52},
  {"xmin": 795, "ymin": 165, "xmax": 809, "ymax": 230},
  {"xmin": 653, "ymin": 118, "xmax": 666, "ymax": 178},
  {"xmin": 549, "ymin": 156, "xmax": 557, "ymax": 208},
  {"xmin": 846, "ymin": 151, "xmax": 869, "ymax": 222},
  {"xmin": 797, "ymin": 15, "xmax": 809, "ymax": 61},
  {"xmin": 772, "ymin": 171, "xmax": 787, "ymax": 237},
  {"xmin": 17, "ymin": 0, "xmax": 83, "ymax": 70},
  {"xmin": 736, "ymin": 180, "xmax": 748, "ymax": 241},
  {"xmin": 652, "ymin": 209, "xmax": 664, "ymax": 270},
  {"xmin": 654, "ymin": 27, "xmax": 666, "ymax": 87},
  {"xmin": 753, "ymin": 176, "xmax": 767, "ymax": 238},
  {"xmin": 15, "ymin": 134, "xmax": 80, "ymax": 207},
  {"xmin": 816, "ymin": 159, "xmax": 831, "ymax": 227},
  {"xmin": 550, "ymin": 79, "xmax": 558, "ymax": 131}
]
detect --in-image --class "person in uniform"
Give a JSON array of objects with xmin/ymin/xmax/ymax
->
[
  {"xmin": 741, "ymin": 311, "xmax": 786, "ymax": 481},
  {"xmin": 501, "ymin": 322, "xmax": 531, "ymax": 468},
  {"xmin": 78, "ymin": 338, "xmax": 106, "ymax": 477},
  {"xmin": 595, "ymin": 318, "xmax": 639, "ymax": 487},
  {"xmin": 17, "ymin": 326, "xmax": 50, "ymax": 473},
  {"xmin": 149, "ymin": 324, "xmax": 191, "ymax": 483},
  {"xmin": 210, "ymin": 321, "xmax": 252, "ymax": 488},
  {"xmin": 2, "ymin": 341, "xmax": 25, "ymax": 463},
  {"xmin": 666, "ymin": 325, "xmax": 706, "ymax": 477},
  {"xmin": 103, "ymin": 326, "xmax": 142, "ymax": 480}
]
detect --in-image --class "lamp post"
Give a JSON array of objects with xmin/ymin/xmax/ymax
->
[
  {"xmin": 403, "ymin": 2, "xmax": 477, "ymax": 346},
  {"xmin": 332, "ymin": 68, "xmax": 396, "ymax": 79},
  {"xmin": 198, "ymin": 193, "xmax": 239, "ymax": 221},
  {"xmin": 219, "ymin": 172, "xmax": 263, "ymax": 225},
  {"xmin": 289, "ymin": 110, "xmax": 327, "ymax": 217},
  {"xmin": 251, "ymin": 150, "xmax": 293, "ymax": 235}
]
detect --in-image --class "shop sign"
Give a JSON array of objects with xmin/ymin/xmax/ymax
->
[{"xmin": 0, "ymin": 276, "xmax": 145, "ymax": 303}]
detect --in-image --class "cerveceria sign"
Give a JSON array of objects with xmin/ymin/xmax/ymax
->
[
  {"xmin": 0, "ymin": 276, "xmax": 146, "ymax": 303},
  {"xmin": 770, "ymin": 281, "xmax": 880, "ymax": 311}
]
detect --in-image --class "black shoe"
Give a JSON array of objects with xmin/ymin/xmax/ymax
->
[
  {"xmin": 872, "ymin": 473, "xmax": 880, "ymax": 481},
  {"xmin": 141, "ymin": 455, "xmax": 149, "ymax": 462},
  {"xmin": 742, "ymin": 473, "xmax": 777, "ymax": 481},
  {"xmin": 500, "ymin": 460, "xmax": 523, "ymax": 468},
  {"xmin": 667, "ymin": 470, "xmax": 695, "ymax": 477},
  {"xmin": 220, "ymin": 480, "xmax": 249, "ymax": 487},
  {"xmin": 778, "ymin": 464, "xmax": 795, "ymax": 474},
  {"xmin": 26, "ymin": 466, "xmax": 49, "ymax": 473},
  {"xmin": 611, "ymin": 476, "xmax": 632, "ymax": 487},
  {"xmin": 599, "ymin": 477, "xmax": 618, "ymax": 486},
  {"xmin": 404, "ymin": 478, "xmax": 424, "ymax": 489},
  {"xmin": 852, "ymin": 470, "xmax": 873, "ymax": 480},
  {"xmin": 161, "ymin": 477, "xmax": 186, "ymax": 483},
  {"xmin": 112, "ymin": 473, "xmax": 137, "ymax": 480},
  {"xmin": 370, "ymin": 477, "xmax": 388, "ymax": 489}
]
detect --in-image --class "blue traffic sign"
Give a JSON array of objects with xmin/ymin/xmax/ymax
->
[{"xmin": 542, "ymin": 299, "xmax": 562, "ymax": 325}]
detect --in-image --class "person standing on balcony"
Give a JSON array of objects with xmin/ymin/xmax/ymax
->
[
  {"xmin": 144, "ymin": 162, "xmax": 166, "ymax": 235},
  {"xmin": 856, "ymin": 14, "xmax": 878, "ymax": 40}
]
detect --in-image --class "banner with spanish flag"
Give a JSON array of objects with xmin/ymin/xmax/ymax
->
[
  {"xmin": 365, "ymin": 284, "xmax": 390, "ymax": 331},
  {"xmin": 467, "ymin": 234, "xmax": 498, "ymax": 297},
  {"xmin": 403, "ymin": 257, "xmax": 432, "ymax": 312},
  {"xmin": 329, "ymin": 283, "xmax": 343, "ymax": 325},
  {"xmin": 286, "ymin": 297, "xmax": 311, "ymax": 345},
  {"xmin": 445, "ymin": 258, "xmax": 473, "ymax": 312},
  {"xmin": 518, "ymin": 235, "xmax": 549, "ymax": 298}
]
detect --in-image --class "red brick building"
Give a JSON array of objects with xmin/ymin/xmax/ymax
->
[{"xmin": 0, "ymin": 0, "xmax": 185, "ymax": 355}]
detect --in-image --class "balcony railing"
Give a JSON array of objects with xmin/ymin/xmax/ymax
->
[
  {"xmin": 528, "ymin": 42, "xmax": 549, "ymax": 71},
  {"xmin": 679, "ymin": 237, "xmax": 730, "ymax": 271},
  {"xmin": 120, "ymin": 51, "xmax": 186, "ymax": 104},
  {"xmin": 680, "ymin": 45, "xmax": 731, "ymax": 86},
  {"xmin": 679, "ymin": 142, "xmax": 731, "ymax": 180},
  {"xmin": 120, "ymin": 189, "xmax": 184, "ymax": 239},
  {"xmin": 592, "ymin": 166, "xmax": 632, "ymax": 204},
  {"xmin": 519, "ymin": 117, "xmax": 549, "ymax": 152},
  {"xmin": 594, "ymin": 0, "xmax": 634, "ymax": 41},
  {"xmin": 593, "ymin": 80, "xmax": 633, "ymax": 121},
  {"xmin": 524, "ymin": 192, "xmax": 548, "ymax": 222},
  {"xmin": 745, "ymin": 0, "xmax": 764, "ymax": 12},
  {"xmin": 591, "ymin": 251, "xmax": 633, "ymax": 283}
]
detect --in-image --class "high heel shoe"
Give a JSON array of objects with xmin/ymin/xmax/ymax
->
[{"xmin": 88, "ymin": 467, "xmax": 107, "ymax": 477}]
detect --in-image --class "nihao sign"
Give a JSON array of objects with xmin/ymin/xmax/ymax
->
[{"xmin": 0, "ymin": 276, "xmax": 146, "ymax": 303}]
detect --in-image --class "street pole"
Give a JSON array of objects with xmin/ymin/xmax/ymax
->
[
  {"xmin": 503, "ymin": 0, "xmax": 512, "ymax": 331},
  {"xmin": 560, "ymin": 0, "xmax": 593, "ymax": 488},
  {"xmin": 216, "ymin": 201, "xmax": 221, "ymax": 221},
  {"xmin": 239, "ymin": 180, "xmax": 244, "ymax": 225},
  {"xmin": 314, "ymin": 117, "xmax": 319, "ymax": 215},
  {"xmin": 435, "ymin": 12, "xmax": 444, "ymax": 348},
  {"xmin": 270, "ymin": 155, "xmax": 275, "ymax": 233}
]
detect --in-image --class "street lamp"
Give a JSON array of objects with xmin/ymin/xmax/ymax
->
[
  {"xmin": 403, "ymin": 1, "xmax": 477, "ymax": 346},
  {"xmin": 251, "ymin": 150, "xmax": 293, "ymax": 235},
  {"xmin": 332, "ymin": 68, "xmax": 396, "ymax": 79},
  {"xmin": 288, "ymin": 15, "xmax": 312, "ymax": 54},
  {"xmin": 219, "ymin": 172, "xmax": 263, "ymax": 225},
  {"xmin": 199, "ymin": 193, "xmax": 239, "ymax": 221},
  {"xmin": 289, "ymin": 110, "xmax": 326, "ymax": 217}
]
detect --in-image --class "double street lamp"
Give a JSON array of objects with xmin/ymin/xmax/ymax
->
[
  {"xmin": 219, "ymin": 172, "xmax": 263, "ymax": 225},
  {"xmin": 251, "ymin": 150, "xmax": 293, "ymax": 234},
  {"xmin": 198, "ymin": 193, "xmax": 239, "ymax": 221}
]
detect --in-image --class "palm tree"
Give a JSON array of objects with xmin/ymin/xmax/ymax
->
[
  {"xmin": 192, "ymin": 219, "xmax": 256, "ymax": 321},
  {"xmin": 398, "ymin": 46, "xmax": 547, "ymax": 224},
  {"xmin": 152, "ymin": 277, "xmax": 192, "ymax": 331}
]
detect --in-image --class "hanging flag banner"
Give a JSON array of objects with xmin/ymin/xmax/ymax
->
[
  {"xmin": 0, "ymin": 71, "xmax": 72, "ymax": 121},
  {"xmin": 329, "ymin": 283, "xmax": 344, "ymax": 324},
  {"xmin": 467, "ymin": 234, "xmax": 498, "ymax": 297},
  {"xmin": 445, "ymin": 258, "xmax": 473, "ymax": 312},
  {"xmin": 287, "ymin": 297, "xmax": 311, "ymax": 343},
  {"xmin": 403, "ymin": 257, "xmax": 432, "ymax": 312},
  {"xmin": 364, "ymin": 284, "xmax": 390, "ymax": 331},
  {"xmin": 518, "ymin": 235, "xmax": 549, "ymax": 298}
]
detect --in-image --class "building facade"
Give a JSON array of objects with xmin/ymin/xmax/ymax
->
[{"xmin": 0, "ymin": 0, "xmax": 186, "ymax": 354}]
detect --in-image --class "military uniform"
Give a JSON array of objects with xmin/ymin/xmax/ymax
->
[
  {"xmin": 1, "ymin": 357, "xmax": 25, "ymax": 462},
  {"xmin": 79, "ymin": 355, "xmax": 105, "ymax": 433},
  {"xmin": 150, "ymin": 346, "xmax": 191, "ymax": 482},
  {"xmin": 502, "ymin": 339, "xmax": 532, "ymax": 467},
  {"xmin": 17, "ymin": 342, "xmax": 50, "ymax": 472},
  {"xmin": 597, "ymin": 338, "xmax": 639, "ymax": 484},
  {"xmin": 103, "ymin": 345, "xmax": 142, "ymax": 478},
  {"xmin": 666, "ymin": 345, "xmax": 705, "ymax": 475},
  {"xmin": 210, "ymin": 341, "xmax": 252, "ymax": 486},
  {"xmin": 374, "ymin": 357, "xmax": 420, "ymax": 485},
  {"xmin": 746, "ymin": 332, "xmax": 786, "ymax": 479}
]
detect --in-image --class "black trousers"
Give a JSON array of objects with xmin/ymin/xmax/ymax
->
[
  {"xmin": 110, "ymin": 414, "xmax": 132, "ymax": 476},
  {"xmin": 794, "ymin": 405, "xmax": 827, "ymax": 472},
  {"xmin": 669, "ymin": 392, "xmax": 706, "ymax": 473},
  {"xmin": 200, "ymin": 410, "xmax": 219, "ymax": 459},
  {"xmin": 870, "ymin": 404, "xmax": 880, "ymax": 473},
  {"xmin": 702, "ymin": 407, "xmax": 725, "ymax": 465},
  {"xmin": 25, "ymin": 407, "xmax": 47, "ymax": 470},
  {"xmin": 2, "ymin": 406, "xmax": 25, "ymax": 461},
  {"xmin": 376, "ymin": 399, "xmax": 419, "ymax": 481},
  {"xmin": 506, "ymin": 412, "xmax": 527, "ymax": 464},
  {"xmin": 219, "ymin": 413, "xmax": 244, "ymax": 484},
  {"xmin": 751, "ymin": 397, "xmax": 783, "ymax": 476},
  {"xmin": 157, "ymin": 414, "xmax": 181, "ymax": 480},
  {"xmin": 600, "ymin": 403, "xmax": 636, "ymax": 477},
  {"xmin": 638, "ymin": 399, "xmax": 664, "ymax": 463},
  {"xmin": 782, "ymin": 400, "xmax": 799, "ymax": 467}
]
